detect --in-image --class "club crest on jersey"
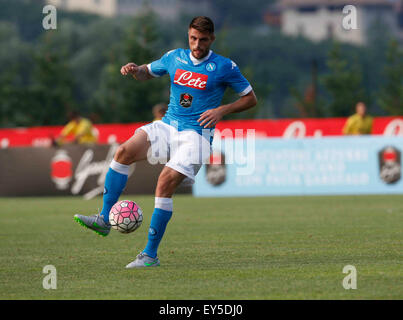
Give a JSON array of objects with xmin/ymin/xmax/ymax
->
[
  {"xmin": 173, "ymin": 69, "xmax": 208, "ymax": 90},
  {"xmin": 206, "ymin": 62, "xmax": 216, "ymax": 72},
  {"xmin": 180, "ymin": 93, "xmax": 193, "ymax": 108}
]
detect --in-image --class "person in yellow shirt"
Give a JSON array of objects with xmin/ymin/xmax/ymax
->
[
  {"xmin": 56, "ymin": 111, "xmax": 97, "ymax": 145},
  {"xmin": 342, "ymin": 102, "xmax": 373, "ymax": 135}
]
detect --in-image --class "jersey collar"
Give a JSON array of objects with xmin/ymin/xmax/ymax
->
[{"xmin": 189, "ymin": 50, "xmax": 212, "ymax": 66}]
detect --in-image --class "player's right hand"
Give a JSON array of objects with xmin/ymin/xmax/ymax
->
[{"xmin": 121, "ymin": 63, "xmax": 138, "ymax": 76}]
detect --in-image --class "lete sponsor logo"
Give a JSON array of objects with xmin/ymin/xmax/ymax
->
[
  {"xmin": 282, "ymin": 121, "xmax": 322, "ymax": 138},
  {"xmin": 173, "ymin": 69, "xmax": 208, "ymax": 90},
  {"xmin": 383, "ymin": 119, "xmax": 403, "ymax": 136}
]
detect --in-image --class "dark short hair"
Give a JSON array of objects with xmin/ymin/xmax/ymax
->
[
  {"xmin": 153, "ymin": 103, "xmax": 168, "ymax": 113},
  {"xmin": 68, "ymin": 110, "xmax": 80, "ymax": 120},
  {"xmin": 189, "ymin": 16, "xmax": 214, "ymax": 34}
]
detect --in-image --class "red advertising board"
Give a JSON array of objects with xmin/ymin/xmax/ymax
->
[{"xmin": 1, "ymin": 117, "xmax": 402, "ymax": 148}]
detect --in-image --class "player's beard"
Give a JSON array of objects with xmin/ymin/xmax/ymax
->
[{"xmin": 192, "ymin": 47, "xmax": 208, "ymax": 59}]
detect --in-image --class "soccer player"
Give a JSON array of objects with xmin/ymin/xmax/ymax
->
[{"xmin": 74, "ymin": 16, "xmax": 257, "ymax": 268}]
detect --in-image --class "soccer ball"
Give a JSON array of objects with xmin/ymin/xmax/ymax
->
[{"xmin": 109, "ymin": 200, "xmax": 143, "ymax": 234}]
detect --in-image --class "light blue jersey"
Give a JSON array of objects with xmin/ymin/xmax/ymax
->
[{"xmin": 147, "ymin": 48, "xmax": 252, "ymax": 137}]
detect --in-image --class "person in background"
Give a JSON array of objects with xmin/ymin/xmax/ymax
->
[
  {"xmin": 152, "ymin": 103, "xmax": 168, "ymax": 121},
  {"xmin": 55, "ymin": 111, "xmax": 97, "ymax": 145},
  {"xmin": 342, "ymin": 102, "xmax": 373, "ymax": 135}
]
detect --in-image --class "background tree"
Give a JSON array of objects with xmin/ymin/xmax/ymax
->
[
  {"xmin": 378, "ymin": 40, "xmax": 403, "ymax": 115},
  {"xmin": 28, "ymin": 32, "xmax": 76, "ymax": 125},
  {"xmin": 93, "ymin": 13, "xmax": 169, "ymax": 123},
  {"xmin": 0, "ymin": 0, "xmax": 400, "ymax": 128},
  {"xmin": 322, "ymin": 43, "xmax": 367, "ymax": 117},
  {"xmin": 209, "ymin": 0, "xmax": 274, "ymax": 29},
  {"xmin": 0, "ymin": 21, "xmax": 33, "ymax": 127}
]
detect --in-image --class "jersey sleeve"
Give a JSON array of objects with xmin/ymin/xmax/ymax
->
[
  {"xmin": 223, "ymin": 60, "xmax": 252, "ymax": 96},
  {"xmin": 147, "ymin": 49, "xmax": 175, "ymax": 78}
]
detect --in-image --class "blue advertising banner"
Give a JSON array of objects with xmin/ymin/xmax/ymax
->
[{"xmin": 193, "ymin": 136, "xmax": 403, "ymax": 197}]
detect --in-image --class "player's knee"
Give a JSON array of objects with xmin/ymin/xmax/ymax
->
[{"xmin": 114, "ymin": 145, "xmax": 134, "ymax": 165}]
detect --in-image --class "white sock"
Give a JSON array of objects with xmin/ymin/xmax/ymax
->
[
  {"xmin": 155, "ymin": 197, "xmax": 173, "ymax": 212},
  {"xmin": 110, "ymin": 159, "xmax": 130, "ymax": 175}
]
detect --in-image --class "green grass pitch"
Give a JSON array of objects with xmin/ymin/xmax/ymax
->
[{"xmin": 0, "ymin": 194, "xmax": 401, "ymax": 299}]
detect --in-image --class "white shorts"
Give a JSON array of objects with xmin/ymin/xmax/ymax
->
[{"xmin": 137, "ymin": 120, "xmax": 211, "ymax": 184}]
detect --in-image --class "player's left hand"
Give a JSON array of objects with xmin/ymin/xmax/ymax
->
[{"xmin": 198, "ymin": 108, "xmax": 224, "ymax": 129}]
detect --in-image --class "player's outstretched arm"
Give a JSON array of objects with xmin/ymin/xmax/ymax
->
[
  {"xmin": 120, "ymin": 63, "xmax": 154, "ymax": 81},
  {"xmin": 198, "ymin": 90, "xmax": 257, "ymax": 129}
]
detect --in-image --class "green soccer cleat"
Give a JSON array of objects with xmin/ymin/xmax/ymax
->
[
  {"xmin": 74, "ymin": 214, "xmax": 111, "ymax": 237},
  {"xmin": 125, "ymin": 252, "xmax": 160, "ymax": 269}
]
